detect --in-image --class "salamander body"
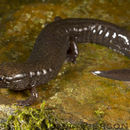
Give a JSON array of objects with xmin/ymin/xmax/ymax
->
[{"xmin": 0, "ymin": 17, "xmax": 129, "ymax": 106}]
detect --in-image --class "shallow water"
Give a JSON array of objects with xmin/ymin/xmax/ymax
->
[{"xmin": 0, "ymin": 0, "xmax": 130, "ymax": 128}]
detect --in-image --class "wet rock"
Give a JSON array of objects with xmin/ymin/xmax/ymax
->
[{"xmin": 0, "ymin": 0, "xmax": 130, "ymax": 129}]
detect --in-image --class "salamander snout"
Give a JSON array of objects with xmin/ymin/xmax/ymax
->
[
  {"xmin": 0, "ymin": 73, "xmax": 31, "ymax": 91},
  {"xmin": 0, "ymin": 76, "xmax": 9, "ymax": 88}
]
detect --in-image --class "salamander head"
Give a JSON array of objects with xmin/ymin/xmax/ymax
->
[
  {"xmin": 0, "ymin": 76, "xmax": 7, "ymax": 88},
  {"xmin": 0, "ymin": 63, "xmax": 30, "ymax": 91}
]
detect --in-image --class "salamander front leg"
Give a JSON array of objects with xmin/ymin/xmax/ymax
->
[
  {"xmin": 66, "ymin": 36, "xmax": 79, "ymax": 64},
  {"xmin": 17, "ymin": 87, "xmax": 38, "ymax": 106}
]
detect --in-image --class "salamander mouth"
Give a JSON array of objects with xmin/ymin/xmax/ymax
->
[
  {"xmin": 0, "ymin": 80, "xmax": 9, "ymax": 88},
  {"xmin": 0, "ymin": 83, "xmax": 9, "ymax": 88}
]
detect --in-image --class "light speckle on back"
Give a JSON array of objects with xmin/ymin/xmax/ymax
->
[
  {"xmin": 97, "ymin": 25, "xmax": 102, "ymax": 31},
  {"xmin": 13, "ymin": 74, "xmax": 26, "ymax": 79},
  {"xmin": 118, "ymin": 34, "xmax": 129, "ymax": 45},
  {"xmin": 99, "ymin": 30, "xmax": 103, "ymax": 35},
  {"xmin": 36, "ymin": 71, "xmax": 41, "ymax": 76},
  {"xmin": 112, "ymin": 32, "xmax": 116, "ymax": 38},
  {"xmin": 84, "ymin": 27, "xmax": 87, "ymax": 31},
  {"xmin": 49, "ymin": 68, "xmax": 52, "ymax": 72},
  {"xmin": 6, "ymin": 76, "xmax": 13, "ymax": 80},
  {"xmin": 93, "ymin": 29, "xmax": 96, "ymax": 33},
  {"xmin": 42, "ymin": 69, "xmax": 47, "ymax": 75},
  {"xmin": 30, "ymin": 72, "xmax": 35, "ymax": 77},
  {"xmin": 105, "ymin": 32, "xmax": 109, "ymax": 37},
  {"xmin": 79, "ymin": 28, "xmax": 82, "ymax": 32}
]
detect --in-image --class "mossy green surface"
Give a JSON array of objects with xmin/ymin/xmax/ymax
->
[
  {"xmin": 3, "ymin": 102, "xmax": 46, "ymax": 129},
  {"xmin": 2, "ymin": 101, "xmax": 128, "ymax": 130}
]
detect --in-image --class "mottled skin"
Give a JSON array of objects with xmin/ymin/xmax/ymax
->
[{"xmin": 0, "ymin": 17, "xmax": 129, "ymax": 106}]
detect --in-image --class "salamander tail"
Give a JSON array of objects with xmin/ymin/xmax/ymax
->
[{"xmin": 92, "ymin": 69, "xmax": 130, "ymax": 81}]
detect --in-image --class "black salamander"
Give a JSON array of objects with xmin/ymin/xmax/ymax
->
[{"xmin": 0, "ymin": 17, "xmax": 129, "ymax": 106}]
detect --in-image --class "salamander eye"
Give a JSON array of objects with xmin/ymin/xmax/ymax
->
[
  {"xmin": 0, "ymin": 77, "xmax": 3, "ymax": 84},
  {"xmin": 0, "ymin": 76, "xmax": 4, "ymax": 81}
]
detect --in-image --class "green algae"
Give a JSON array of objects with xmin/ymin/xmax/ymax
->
[
  {"xmin": 0, "ymin": 102, "xmax": 104, "ymax": 130},
  {"xmin": 4, "ymin": 102, "xmax": 46, "ymax": 129}
]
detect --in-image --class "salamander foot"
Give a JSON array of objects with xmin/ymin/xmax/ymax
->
[{"xmin": 17, "ymin": 87, "xmax": 38, "ymax": 106}]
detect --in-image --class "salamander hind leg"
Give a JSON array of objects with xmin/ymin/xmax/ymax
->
[
  {"xmin": 17, "ymin": 87, "xmax": 38, "ymax": 106},
  {"xmin": 66, "ymin": 36, "xmax": 79, "ymax": 64}
]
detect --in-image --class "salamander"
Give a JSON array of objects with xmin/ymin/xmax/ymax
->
[{"xmin": 0, "ymin": 17, "xmax": 130, "ymax": 106}]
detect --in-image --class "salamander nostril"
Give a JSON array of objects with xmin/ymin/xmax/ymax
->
[{"xmin": 0, "ymin": 76, "xmax": 4, "ymax": 81}]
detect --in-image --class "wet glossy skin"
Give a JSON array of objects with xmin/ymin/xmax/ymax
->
[{"xmin": 0, "ymin": 17, "xmax": 130, "ymax": 106}]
